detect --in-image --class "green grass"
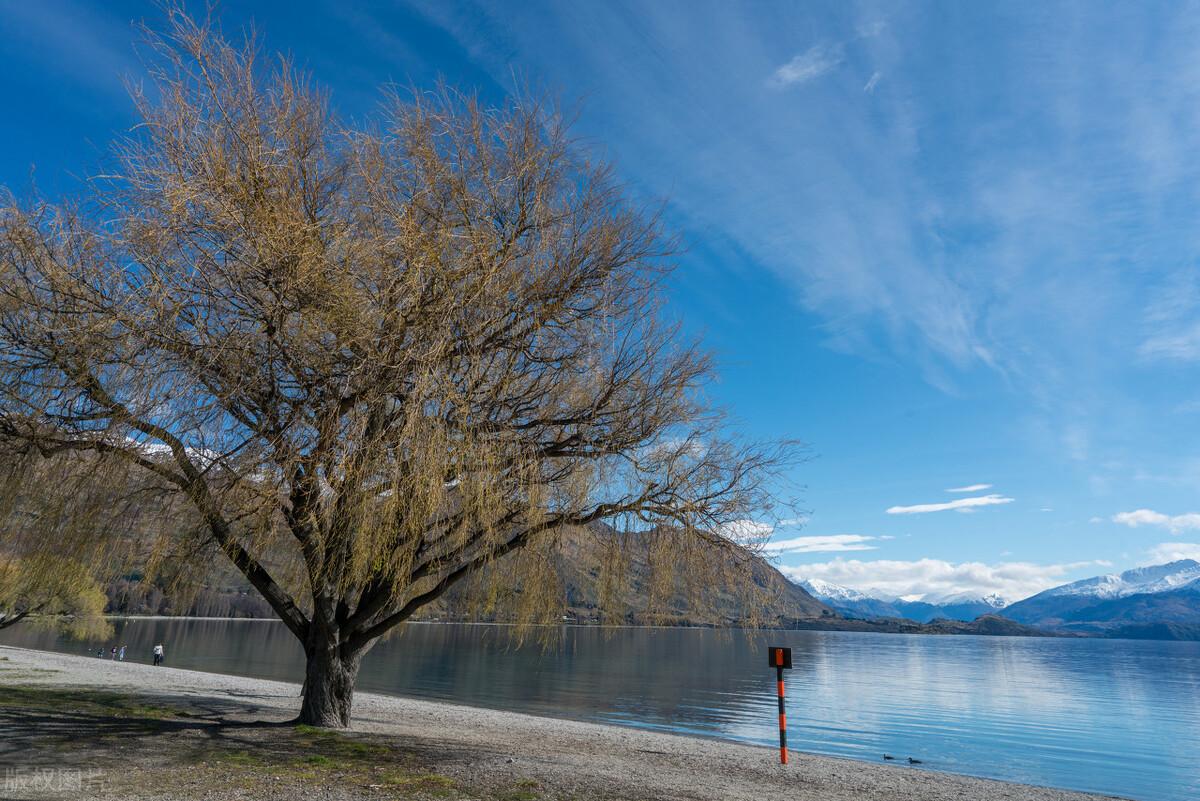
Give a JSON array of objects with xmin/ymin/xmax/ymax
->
[
  {"xmin": 0, "ymin": 685, "xmax": 177, "ymax": 720},
  {"xmin": 1, "ymin": 684, "xmax": 492, "ymax": 799},
  {"xmin": 211, "ymin": 722, "xmax": 460, "ymax": 797},
  {"xmin": 490, "ymin": 779, "xmax": 544, "ymax": 800},
  {"xmin": 215, "ymin": 751, "xmax": 267, "ymax": 768}
]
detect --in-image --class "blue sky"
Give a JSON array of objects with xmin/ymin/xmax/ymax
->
[{"xmin": 4, "ymin": 1, "xmax": 1200, "ymax": 602}]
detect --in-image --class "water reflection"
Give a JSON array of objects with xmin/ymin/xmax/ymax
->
[{"xmin": 3, "ymin": 621, "xmax": 1198, "ymax": 801}]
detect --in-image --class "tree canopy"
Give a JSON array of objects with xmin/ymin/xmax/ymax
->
[
  {"xmin": 0, "ymin": 555, "xmax": 110, "ymax": 639},
  {"xmin": 0, "ymin": 8, "xmax": 796, "ymax": 726}
]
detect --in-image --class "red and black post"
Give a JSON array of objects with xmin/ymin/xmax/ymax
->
[{"xmin": 768, "ymin": 646, "xmax": 792, "ymax": 765}]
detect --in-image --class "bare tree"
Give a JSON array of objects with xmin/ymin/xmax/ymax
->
[{"xmin": 0, "ymin": 9, "xmax": 795, "ymax": 726}]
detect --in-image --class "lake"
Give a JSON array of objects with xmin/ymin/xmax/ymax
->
[{"xmin": 2, "ymin": 620, "xmax": 1197, "ymax": 801}]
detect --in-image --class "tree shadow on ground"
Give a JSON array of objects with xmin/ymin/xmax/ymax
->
[{"xmin": 0, "ymin": 684, "xmax": 486, "ymax": 798}]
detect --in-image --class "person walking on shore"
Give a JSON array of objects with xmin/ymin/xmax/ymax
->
[
  {"xmin": 152, "ymin": 643, "xmax": 164, "ymax": 666},
  {"xmin": 110, "ymin": 646, "xmax": 117, "ymax": 660},
  {"xmin": 118, "ymin": 645, "xmax": 126, "ymax": 662}
]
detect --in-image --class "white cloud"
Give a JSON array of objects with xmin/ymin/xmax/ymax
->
[
  {"xmin": 886, "ymin": 494, "xmax": 1014, "ymax": 515},
  {"xmin": 1112, "ymin": 508, "xmax": 1200, "ymax": 535},
  {"xmin": 777, "ymin": 516, "xmax": 810, "ymax": 528},
  {"xmin": 945, "ymin": 483, "xmax": 992, "ymax": 493},
  {"xmin": 779, "ymin": 558, "xmax": 1107, "ymax": 603},
  {"xmin": 1144, "ymin": 541, "xmax": 1200, "ymax": 564},
  {"xmin": 863, "ymin": 71, "xmax": 882, "ymax": 93},
  {"xmin": 717, "ymin": 519, "xmax": 774, "ymax": 544},
  {"xmin": 766, "ymin": 43, "xmax": 842, "ymax": 88},
  {"xmin": 763, "ymin": 534, "xmax": 880, "ymax": 555}
]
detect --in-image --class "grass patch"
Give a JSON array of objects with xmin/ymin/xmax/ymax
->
[
  {"xmin": 375, "ymin": 767, "xmax": 457, "ymax": 796},
  {"xmin": 300, "ymin": 754, "xmax": 336, "ymax": 767},
  {"xmin": 0, "ymin": 684, "xmax": 498, "ymax": 800},
  {"xmin": 492, "ymin": 780, "xmax": 543, "ymax": 801},
  {"xmin": 214, "ymin": 751, "xmax": 268, "ymax": 768},
  {"xmin": 205, "ymin": 724, "xmax": 460, "ymax": 797},
  {"xmin": 0, "ymin": 685, "xmax": 178, "ymax": 720}
]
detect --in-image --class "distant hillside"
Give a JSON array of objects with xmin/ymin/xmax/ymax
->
[
  {"xmin": 1104, "ymin": 621, "xmax": 1200, "ymax": 641},
  {"xmin": 784, "ymin": 613, "xmax": 1054, "ymax": 637},
  {"xmin": 1003, "ymin": 560, "xmax": 1200, "ymax": 639},
  {"xmin": 438, "ymin": 522, "xmax": 836, "ymax": 626},
  {"xmin": 103, "ymin": 521, "xmax": 837, "ymax": 627}
]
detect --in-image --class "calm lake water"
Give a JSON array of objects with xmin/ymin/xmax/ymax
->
[{"xmin": 2, "ymin": 620, "xmax": 1198, "ymax": 801}]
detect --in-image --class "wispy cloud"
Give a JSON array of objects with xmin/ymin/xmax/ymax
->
[
  {"xmin": 887, "ymin": 494, "xmax": 1014, "ymax": 515},
  {"xmin": 3, "ymin": 1, "xmax": 142, "ymax": 98},
  {"xmin": 1112, "ymin": 508, "xmax": 1200, "ymax": 535},
  {"xmin": 717, "ymin": 519, "xmax": 774, "ymax": 544},
  {"xmin": 1144, "ymin": 541, "xmax": 1200, "ymax": 563},
  {"xmin": 779, "ymin": 557, "xmax": 1107, "ymax": 602},
  {"xmin": 763, "ymin": 534, "xmax": 880, "ymax": 554},
  {"xmin": 404, "ymin": 0, "xmax": 1200, "ymax": 510},
  {"xmin": 766, "ymin": 43, "xmax": 842, "ymax": 89},
  {"xmin": 1140, "ymin": 326, "xmax": 1200, "ymax": 361},
  {"xmin": 1139, "ymin": 268, "xmax": 1200, "ymax": 362},
  {"xmin": 945, "ymin": 483, "xmax": 992, "ymax": 493},
  {"xmin": 863, "ymin": 71, "xmax": 882, "ymax": 93}
]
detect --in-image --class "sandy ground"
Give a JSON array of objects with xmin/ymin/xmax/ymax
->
[{"xmin": 0, "ymin": 644, "xmax": 1124, "ymax": 801}]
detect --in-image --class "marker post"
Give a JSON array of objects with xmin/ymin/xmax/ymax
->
[{"xmin": 768, "ymin": 646, "xmax": 792, "ymax": 765}]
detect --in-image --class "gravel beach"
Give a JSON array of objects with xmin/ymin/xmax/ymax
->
[{"xmin": 0, "ymin": 644, "xmax": 1124, "ymax": 801}]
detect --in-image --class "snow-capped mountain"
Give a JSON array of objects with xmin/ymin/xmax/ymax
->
[
  {"xmin": 1003, "ymin": 560, "xmax": 1200, "ymax": 635},
  {"xmin": 797, "ymin": 579, "xmax": 874, "ymax": 603},
  {"xmin": 1035, "ymin": 560, "xmax": 1200, "ymax": 600},
  {"xmin": 795, "ymin": 562, "xmax": 1200, "ymax": 638},
  {"xmin": 796, "ymin": 580, "xmax": 1007, "ymax": 623},
  {"xmin": 797, "ymin": 579, "xmax": 906, "ymax": 619},
  {"xmin": 924, "ymin": 590, "xmax": 1007, "ymax": 608}
]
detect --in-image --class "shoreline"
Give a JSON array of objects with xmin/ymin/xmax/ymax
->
[
  {"xmin": 64, "ymin": 612, "xmax": 1085, "ymax": 638},
  {"xmin": 0, "ymin": 644, "xmax": 1124, "ymax": 801}
]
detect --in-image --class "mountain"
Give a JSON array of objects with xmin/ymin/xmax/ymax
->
[
  {"xmin": 1024, "ymin": 559, "xmax": 1200, "ymax": 601},
  {"xmin": 797, "ymin": 579, "xmax": 1007, "ymax": 622},
  {"xmin": 797, "ymin": 579, "xmax": 905, "ymax": 619},
  {"xmin": 105, "ymin": 521, "xmax": 838, "ymax": 626},
  {"xmin": 1003, "ymin": 560, "xmax": 1200, "ymax": 638},
  {"xmin": 537, "ymin": 524, "xmax": 836, "ymax": 625}
]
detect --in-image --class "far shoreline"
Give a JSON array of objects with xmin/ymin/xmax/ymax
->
[{"xmin": 78, "ymin": 612, "xmax": 1086, "ymax": 637}]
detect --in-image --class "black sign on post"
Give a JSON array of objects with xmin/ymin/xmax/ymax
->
[
  {"xmin": 768, "ymin": 646, "xmax": 792, "ymax": 669},
  {"xmin": 769, "ymin": 646, "xmax": 792, "ymax": 764}
]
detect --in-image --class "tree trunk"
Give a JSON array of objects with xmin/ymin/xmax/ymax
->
[{"xmin": 298, "ymin": 639, "xmax": 361, "ymax": 728}]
